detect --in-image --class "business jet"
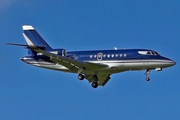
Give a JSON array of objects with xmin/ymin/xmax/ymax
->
[{"xmin": 6, "ymin": 25, "xmax": 176, "ymax": 88}]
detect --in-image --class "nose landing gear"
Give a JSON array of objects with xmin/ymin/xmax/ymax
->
[
  {"xmin": 146, "ymin": 77, "xmax": 150, "ymax": 81},
  {"xmin": 145, "ymin": 70, "xmax": 151, "ymax": 81}
]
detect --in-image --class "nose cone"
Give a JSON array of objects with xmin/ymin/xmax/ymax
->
[
  {"xmin": 161, "ymin": 56, "xmax": 176, "ymax": 68},
  {"xmin": 166, "ymin": 58, "xmax": 176, "ymax": 67},
  {"xmin": 170, "ymin": 60, "xmax": 176, "ymax": 66}
]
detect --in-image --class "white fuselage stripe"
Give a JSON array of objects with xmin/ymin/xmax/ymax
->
[
  {"xmin": 27, "ymin": 58, "xmax": 174, "ymax": 72},
  {"xmin": 84, "ymin": 59, "xmax": 173, "ymax": 63}
]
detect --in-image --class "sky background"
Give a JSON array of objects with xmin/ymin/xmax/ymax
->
[{"xmin": 0, "ymin": 0, "xmax": 180, "ymax": 120}]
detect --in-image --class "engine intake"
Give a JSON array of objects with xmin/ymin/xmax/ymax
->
[{"xmin": 49, "ymin": 49, "xmax": 66, "ymax": 56}]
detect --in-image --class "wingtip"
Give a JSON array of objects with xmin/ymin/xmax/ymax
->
[{"xmin": 22, "ymin": 25, "xmax": 34, "ymax": 30}]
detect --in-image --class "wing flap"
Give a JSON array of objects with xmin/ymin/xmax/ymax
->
[
  {"xmin": 85, "ymin": 62, "xmax": 108, "ymax": 69},
  {"xmin": 85, "ymin": 74, "xmax": 111, "ymax": 86},
  {"xmin": 50, "ymin": 57, "xmax": 79, "ymax": 73}
]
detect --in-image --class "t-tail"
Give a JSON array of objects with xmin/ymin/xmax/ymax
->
[
  {"xmin": 22, "ymin": 25, "xmax": 52, "ymax": 50},
  {"xmin": 6, "ymin": 25, "xmax": 53, "ymax": 56}
]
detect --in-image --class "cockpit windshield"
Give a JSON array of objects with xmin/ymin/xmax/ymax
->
[{"xmin": 138, "ymin": 51, "xmax": 159, "ymax": 55}]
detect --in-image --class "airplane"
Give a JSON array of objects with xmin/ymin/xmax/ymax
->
[{"xmin": 6, "ymin": 25, "xmax": 176, "ymax": 88}]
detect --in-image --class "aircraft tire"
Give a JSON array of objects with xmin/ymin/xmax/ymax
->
[
  {"xmin": 91, "ymin": 82, "xmax": 98, "ymax": 88},
  {"xmin": 78, "ymin": 74, "xmax": 84, "ymax": 80},
  {"xmin": 146, "ymin": 77, "xmax": 150, "ymax": 81}
]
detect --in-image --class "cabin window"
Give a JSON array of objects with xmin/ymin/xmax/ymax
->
[
  {"xmin": 138, "ymin": 51, "xmax": 159, "ymax": 55},
  {"xmin": 107, "ymin": 54, "xmax": 110, "ymax": 58},
  {"xmin": 116, "ymin": 54, "xmax": 118, "ymax": 57},
  {"xmin": 147, "ymin": 51, "xmax": 151, "ymax": 55},
  {"xmin": 124, "ymin": 54, "xmax": 127, "ymax": 57},
  {"xmin": 103, "ymin": 54, "xmax": 106, "ymax": 58},
  {"xmin": 111, "ymin": 54, "xmax": 114, "ymax": 57},
  {"xmin": 154, "ymin": 51, "xmax": 159, "ymax": 55},
  {"xmin": 94, "ymin": 55, "xmax": 97, "ymax": 58},
  {"xmin": 151, "ymin": 52, "xmax": 155, "ymax": 55},
  {"xmin": 90, "ymin": 55, "xmax": 93, "ymax": 58},
  {"xmin": 120, "ymin": 54, "xmax": 123, "ymax": 57}
]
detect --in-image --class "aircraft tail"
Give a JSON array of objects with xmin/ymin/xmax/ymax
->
[{"xmin": 22, "ymin": 25, "xmax": 52, "ymax": 50}]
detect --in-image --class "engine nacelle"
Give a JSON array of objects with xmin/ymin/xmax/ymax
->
[{"xmin": 49, "ymin": 49, "xmax": 66, "ymax": 56}]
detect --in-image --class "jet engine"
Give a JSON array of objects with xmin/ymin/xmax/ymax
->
[{"xmin": 49, "ymin": 49, "xmax": 66, "ymax": 56}]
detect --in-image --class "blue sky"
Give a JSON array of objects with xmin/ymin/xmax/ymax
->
[{"xmin": 0, "ymin": 0, "xmax": 180, "ymax": 120}]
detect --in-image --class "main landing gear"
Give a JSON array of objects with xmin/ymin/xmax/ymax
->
[
  {"xmin": 77, "ymin": 74, "xmax": 99, "ymax": 88},
  {"xmin": 145, "ymin": 69, "xmax": 151, "ymax": 81},
  {"xmin": 91, "ymin": 75, "xmax": 98, "ymax": 88},
  {"xmin": 78, "ymin": 74, "xmax": 84, "ymax": 80},
  {"xmin": 91, "ymin": 82, "xmax": 98, "ymax": 88}
]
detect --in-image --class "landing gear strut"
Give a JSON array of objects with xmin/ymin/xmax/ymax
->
[
  {"xmin": 78, "ymin": 74, "xmax": 84, "ymax": 80},
  {"xmin": 145, "ymin": 69, "xmax": 151, "ymax": 81}
]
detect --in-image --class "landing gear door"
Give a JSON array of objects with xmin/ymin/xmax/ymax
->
[{"xmin": 97, "ymin": 53, "xmax": 103, "ymax": 61}]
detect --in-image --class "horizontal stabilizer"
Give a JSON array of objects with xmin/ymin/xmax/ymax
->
[
  {"xmin": 6, "ymin": 43, "xmax": 46, "ymax": 49},
  {"xmin": 6, "ymin": 43, "xmax": 28, "ymax": 47}
]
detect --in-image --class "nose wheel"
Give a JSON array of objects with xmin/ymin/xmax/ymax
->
[
  {"xmin": 145, "ymin": 70, "xmax": 151, "ymax": 81},
  {"xmin": 146, "ymin": 77, "xmax": 150, "ymax": 81}
]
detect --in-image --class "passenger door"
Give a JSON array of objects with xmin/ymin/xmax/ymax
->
[{"xmin": 97, "ymin": 53, "xmax": 103, "ymax": 61}]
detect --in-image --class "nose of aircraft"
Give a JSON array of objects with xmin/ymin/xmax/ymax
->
[
  {"xmin": 162, "ymin": 57, "xmax": 176, "ymax": 67},
  {"xmin": 170, "ymin": 60, "xmax": 176, "ymax": 66},
  {"xmin": 166, "ymin": 58, "xmax": 176, "ymax": 67}
]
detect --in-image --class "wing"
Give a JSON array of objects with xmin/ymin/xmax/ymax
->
[
  {"xmin": 85, "ymin": 74, "xmax": 111, "ymax": 86},
  {"xmin": 32, "ymin": 48, "xmax": 111, "ymax": 86},
  {"xmin": 31, "ymin": 48, "xmax": 108, "ymax": 72}
]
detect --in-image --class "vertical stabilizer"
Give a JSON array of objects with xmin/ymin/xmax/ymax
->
[{"xmin": 22, "ymin": 25, "xmax": 52, "ymax": 50}]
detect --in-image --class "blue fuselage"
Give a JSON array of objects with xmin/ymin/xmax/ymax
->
[{"xmin": 21, "ymin": 49, "xmax": 176, "ymax": 74}]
